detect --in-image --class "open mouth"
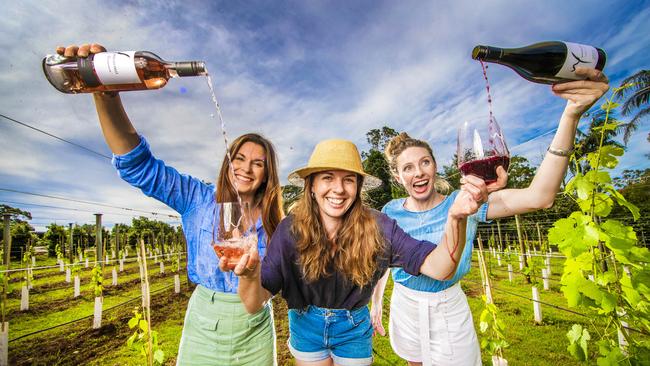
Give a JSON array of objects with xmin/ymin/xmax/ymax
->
[{"xmin": 412, "ymin": 179, "xmax": 429, "ymax": 193}]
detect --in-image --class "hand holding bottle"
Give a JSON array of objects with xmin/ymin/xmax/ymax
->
[
  {"xmin": 551, "ymin": 67, "xmax": 610, "ymax": 119},
  {"xmin": 57, "ymin": 43, "xmax": 107, "ymax": 59}
]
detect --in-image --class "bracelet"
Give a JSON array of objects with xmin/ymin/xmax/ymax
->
[{"xmin": 547, "ymin": 146, "xmax": 574, "ymax": 157}]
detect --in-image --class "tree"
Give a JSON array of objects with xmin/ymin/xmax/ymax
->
[
  {"xmin": 0, "ymin": 205, "xmax": 32, "ymax": 222},
  {"xmin": 43, "ymin": 224, "xmax": 67, "ymax": 257},
  {"xmin": 441, "ymin": 154, "xmax": 461, "ymax": 190},
  {"xmin": 281, "ymin": 185, "xmax": 302, "ymax": 213},
  {"xmin": 361, "ymin": 126, "xmax": 399, "ymax": 210},
  {"xmin": 0, "ymin": 205, "xmax": 34, "ymax": 259},
  {"xmin": 506, "ymin": 156, "xmax": 536, "ymax": 189},
  {"xmin": 615, "ymin": 69, "xmax": 649, "ymax": 144}
]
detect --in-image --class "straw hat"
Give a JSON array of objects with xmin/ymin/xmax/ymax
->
[{"xmin": 288, "ymin": 139, "xmax": 383, "ymax": 190}]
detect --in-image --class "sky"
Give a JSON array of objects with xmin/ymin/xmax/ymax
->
[{"xmin": 0, "ymin": 0, "xmax": 648, "ymax": 232}]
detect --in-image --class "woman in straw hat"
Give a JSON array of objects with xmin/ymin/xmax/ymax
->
[
  {"xmin": 221, "ymin": 138, "xmax": 490, "ymax": 366},
  {"xmin": 58, "ymin": 41, "xmax": 284, "ymax": 366},
  {"xmin": 371, "ymin": 67, "xmax": 610, "ymax": 366}
]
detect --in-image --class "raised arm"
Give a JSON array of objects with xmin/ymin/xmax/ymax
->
[
  {"xmin": 58, "ymin": 43, "xmax": 140, "ymax": 154},
  {"xmin": 486, "ymin": 67, "xmax": 610, "ymax": 219}
]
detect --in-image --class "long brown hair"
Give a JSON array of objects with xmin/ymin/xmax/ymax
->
[
  {"xmin": 384, "ymin": 132, "xmax": 452, "ymax": 194},
  {"xmin": 216, "ymin": 133, "xmax": 283, "ymax": 238},
  {"xmin": 290, "ymin": 174, "xmax": 385, "ymax": 287}
]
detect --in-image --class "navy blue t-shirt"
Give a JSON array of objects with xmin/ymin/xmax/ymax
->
[{"xmin": 260, "ymin": 211, "xmax": 437, "ymax": 310}]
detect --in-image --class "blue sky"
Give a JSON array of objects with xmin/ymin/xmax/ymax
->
[{"xmin": 1, "ymin": 0, "xmax": 648, "ymax": 231}]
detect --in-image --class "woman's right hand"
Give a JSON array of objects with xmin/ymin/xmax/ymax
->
[
  {"xmin": 56, "ymin": 43, "xmax": 106, "ymax": 59},
  {"xmin": 219, "ymin": 244, "xmax": 261, "ymax": 280}
]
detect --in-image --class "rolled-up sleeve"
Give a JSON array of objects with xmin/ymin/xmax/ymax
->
[
  {"xmin": 112, "ymin": 135, "xmax": 212, "ymax": 215},
  {"xmin": 381, "ymin": 213, "xmax": 437, "ymax": 276}
]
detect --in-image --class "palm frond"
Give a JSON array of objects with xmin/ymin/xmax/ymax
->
[
  {"xmin": 621, "ymin": 85, "xmax": 650, "ymax": 115},
  {"xmin": 615, "ymin": 70, "xmax": 650, "ymax": 100},
  {"xmin": 623, "ymin": 107, "xmax": 650, "ymax": 144}
]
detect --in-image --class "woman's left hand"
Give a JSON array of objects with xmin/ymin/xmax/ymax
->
[{"xmin": 552, "ymin": 67, "xmax": 610, "ymax": 118}]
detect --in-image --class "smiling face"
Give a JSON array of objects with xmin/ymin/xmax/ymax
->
[
  {"xmin": 310, "ymin": 170, "xmax": 359, "ymax": 228},
  {"xmin": 395, "ymin": 146, "xmax": 437, "ymax": 202},
  {"xmin": 228, "ymin": 141, "xmax": 267, "ymax": 199}
]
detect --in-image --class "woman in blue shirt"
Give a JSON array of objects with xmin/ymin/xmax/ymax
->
[
  {"xmin": 370, "ymin": 67, "xmax": 609, "ymax": 366},
  {"xmin": 57, "ymin": 43, "xmax": 284, "ymax": 365}
]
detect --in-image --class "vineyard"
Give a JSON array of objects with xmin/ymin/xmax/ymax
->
[
  {"xmin": 1, "ymin": 217, "xmax": 648, "ymax": 365},
  {"xmin": 1, "ymin": 88, "xmax": 649, "ymax": 364}
]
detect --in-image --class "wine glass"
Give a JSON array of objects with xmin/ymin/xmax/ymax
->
[
  {"xmin": 212, "ymin": 202, "xmax": 257, "ymax": 270},
  {"xmin": 457, "ymin": 116, "xmax": 510, "ymax": 183}
]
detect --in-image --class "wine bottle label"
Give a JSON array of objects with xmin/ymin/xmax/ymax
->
[
  {"xmin": 93, "ymin": 51, "xmax": 141, "ymax": 85},
  {"xmin": 555, "ymin": 42, "xmax": 599, "ymax": 79}
]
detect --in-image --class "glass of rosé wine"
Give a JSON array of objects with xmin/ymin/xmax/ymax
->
[
  {"xmin": 212, "ymin": 202, "xmax": 257, "ymax": 270},
  {"xmin": 457, "ymin": 116, "xmax": 510, "ymax": 184}
]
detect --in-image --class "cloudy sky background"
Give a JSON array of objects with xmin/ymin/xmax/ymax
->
[{"xmin": 1, "ymin": 0, "xmax": 648, "ymax": 231}]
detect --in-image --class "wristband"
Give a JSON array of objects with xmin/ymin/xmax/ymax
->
[{"xmin": 547, "ymin": 146, "xmax": 574, "ymax": 157}]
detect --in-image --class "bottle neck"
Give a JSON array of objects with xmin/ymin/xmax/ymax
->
[
  {"xmin": 472, "ymin": 45, "xmax": 503, "ymax": 62},
  {"xmin": 168, "ymin": 61, "xmax": 207, "ymax": 77}
]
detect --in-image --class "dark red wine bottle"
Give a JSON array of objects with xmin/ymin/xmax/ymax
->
[{"xmin": 472, "ymin": 41, "xmax": 606, "ymax": 84}]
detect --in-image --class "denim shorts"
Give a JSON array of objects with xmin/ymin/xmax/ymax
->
[{"xmin": 287, "ymin": 305, "xmax": 373, "ymax": 366}]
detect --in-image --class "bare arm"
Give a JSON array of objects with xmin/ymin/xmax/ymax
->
[
  {"xmin": 486, "ymin": 68, "xmax": 609, "ymax": 219},
  {"xmin": 59, "ymin": 43, "xmax": 140, "ymax": 154},
  {"xmin": 370, "ymin": 269, "xmax": 390, "ymax": 336}
]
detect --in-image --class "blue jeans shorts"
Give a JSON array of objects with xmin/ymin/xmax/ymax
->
[{"xmin": 287, "ymin": 305, "xmax": 373, "ymax": 366}]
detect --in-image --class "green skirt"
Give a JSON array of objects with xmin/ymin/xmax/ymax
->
[{"xmin": 176, "ymin": 285, "xmax": 275, "ymax": 365}]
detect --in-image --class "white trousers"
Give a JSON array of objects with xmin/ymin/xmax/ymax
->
[{"xmin": 389, "ymin": 282, "xmax": 481, "ymax": 366}]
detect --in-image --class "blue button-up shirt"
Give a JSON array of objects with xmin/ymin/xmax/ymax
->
[
  {"xmin": 382, "ymin": 190, "xmax": 489, "ymax": 292},
  {"xmin": 112, "ymin": 136, "xmax": 268, "ymax": 293}
]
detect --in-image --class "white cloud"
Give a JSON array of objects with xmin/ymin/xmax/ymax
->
[{"xmin": 1, "ymin": 0, "xmax": 648, "ymax": 230}]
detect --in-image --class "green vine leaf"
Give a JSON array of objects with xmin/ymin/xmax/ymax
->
[
  {"xmin": 587, "ymin": 145, "xmax": 624, "ymax": 169},
  {"xmin": 567, "ymin": 324, "xmax": 590, "ymax": 361}
]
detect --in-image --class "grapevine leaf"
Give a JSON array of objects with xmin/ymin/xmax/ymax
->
[
  {"xmin": 573, "ymin": 174, "xmax": 594, "ymax": 200},
  {"xmin": 605, "ymin": 187, "xmax": 640, "ymax": 220},
  {"xmin": 620, "ymin": 274, "xmax": 641, "ymax": 308},
  {"xmin": 587, "ymin": 145, "xmax": 624, "ymax": 169},
  {"xmin": 566, "ymin": 324, "xmax": 590, "ymax": 361},
  {"xmin": 154, "ymin": 349, "xmax": 165, "ymax": 364},
  {"xmin": 128, "ymin": 317, "xmax": 138, "ymax": 329},
  {"xmin": 480, "ymin": 321, "xmax": 489, "ymax": 333},
  {"xmin": 601, "ymin": 220, "xmax": 636, "ymax": 251},
  {"xmin": 600, "ymin": 101, "xmax": 620, "ymax": 111},
  {"xmin": 139, "ymin": 319, "xmax": 148, "ymax": 333},
  {"xmin": 127, "ymin": 332, "xmax": 137, "ymax": 348},
  {"xmin": 585, "ymin": 170, "xmax": 612, "ymax": 184}
]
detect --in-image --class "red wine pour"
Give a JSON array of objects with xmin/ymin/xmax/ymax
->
[{"xmin": 459, "ymin": 155, "xmax": 510, "ymax": 183}]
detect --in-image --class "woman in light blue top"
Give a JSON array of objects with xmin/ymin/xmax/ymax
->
[
  {"xmin": 371, "ymin": 67, "xmax": 609, "ymax": 366},
  {"xmin": 58, "ymin": 42, "xmax": 284, "ymax": 365}
]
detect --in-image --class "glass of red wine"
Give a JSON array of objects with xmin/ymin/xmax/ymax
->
[
  {"xmin": 212, "ymin": 202, "xmax": 257, "ymax": 270},
  {"xmin": 457, "ymin": 116, "xmax": 510, "ymax": 184}
]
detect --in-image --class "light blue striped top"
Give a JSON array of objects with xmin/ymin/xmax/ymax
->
[{"xmin": 382, "ymin": 190, "xmax": 489, "ymax": 292}]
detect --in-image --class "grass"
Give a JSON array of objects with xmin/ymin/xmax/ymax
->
[{"xmin": 6, "ymin": 250, "xmax": 637, "ymax": 365}]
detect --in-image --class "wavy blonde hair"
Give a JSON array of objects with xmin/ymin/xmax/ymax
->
[
  {"xmin": 290, "ymin": 174, "xmax": 385, "ymax": 287},
  {"xmin": 384, "ymin": 132, "xmax": 452, "ymax": 194},
  {"xmin": 216, "ymin": 133, "xmax": 283, "ymax": 238}
]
